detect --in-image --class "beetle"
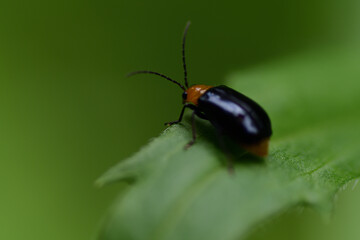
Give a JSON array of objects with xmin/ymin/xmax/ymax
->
[{"xmin": 128, "ymin": 22, "xmax": 272, "ymax": 168}]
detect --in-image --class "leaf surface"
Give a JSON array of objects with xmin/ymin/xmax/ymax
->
[{"xmin": 97, "ymin": 46, "xmax": 360, "ymax": 240}]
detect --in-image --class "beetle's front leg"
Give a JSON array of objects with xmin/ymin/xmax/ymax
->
[
  {"xmin": 164, "ymin": 104, "xmax": 196, "ymax": 126},
  {"xmin": 184, "ymin": 110, "xmax": 197, "ymax": 149}
]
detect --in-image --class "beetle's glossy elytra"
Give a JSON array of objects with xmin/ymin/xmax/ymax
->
[
  {"xmin": 128, "ymin": 22, "xmax": 273, "ymax": 168},
  {"xmin": 198, "ymin": 85, "xmax": 272, "ymax": 143},
  {"xmin": 182, "ymin": 84, "xmax": 272, "ymax": 156}
]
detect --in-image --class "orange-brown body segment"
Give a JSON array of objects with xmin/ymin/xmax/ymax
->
[
  {"xmin": 185, "ymin": 85, "xmax": 213, "ymax": 105},
  {"xmin": 241, "ymin": 138, "xmax": 270, "ymax": 157}
]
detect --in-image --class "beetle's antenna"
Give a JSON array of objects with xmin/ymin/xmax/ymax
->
[
  {"xmin": 127, "ymin": 70, "xmax": 186, "ymax": 91},
  {"xmin": 182, "ymin": 21, "xmax": 191, "ymax": 89}
]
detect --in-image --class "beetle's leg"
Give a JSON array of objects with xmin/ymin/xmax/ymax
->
[
  {"xmin": 164, "ymin": 104, "xmax": 195, "ymax": 126},
  {"xmin": 184, "ymin": 110, "xmax": 197, "ymax": 149},
  {"xmin": 215, "ymin": 130, "xmax": 234, "ymax": 173}
]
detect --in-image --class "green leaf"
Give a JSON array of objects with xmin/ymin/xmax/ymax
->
[{"xmin": 97, "ymin": 46, "xmax": 360, "ymax": 240}]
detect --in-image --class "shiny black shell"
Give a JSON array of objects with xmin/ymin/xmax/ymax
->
[{"xmin": 198, "ymin": 85, "xmax": 272, "ymax": 144}]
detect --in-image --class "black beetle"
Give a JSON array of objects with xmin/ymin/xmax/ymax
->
[{"xmin": 128, "ymin": 22, "xmax": 272, "ymax": 168}]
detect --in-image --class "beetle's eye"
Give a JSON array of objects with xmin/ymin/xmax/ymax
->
[{"xmin": 182, "ymin": 92, "xmax": 188, "ymax": 100}]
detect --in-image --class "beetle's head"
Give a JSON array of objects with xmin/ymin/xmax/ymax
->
[{"xmin": 182, "ymin": 92, "xmax": 188, "ymax": 104}]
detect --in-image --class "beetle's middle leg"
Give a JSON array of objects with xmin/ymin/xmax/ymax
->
[
  {"xmin": 184, "ymin": 108, "xmax": 208, "ymax": 149},
  {"xmin": 184, "ymin": 110, "xmax": 197, "ymax": 149},
  {"xmin": 215, "ymin": 130, "xmax": 235, "ymax": 173}
]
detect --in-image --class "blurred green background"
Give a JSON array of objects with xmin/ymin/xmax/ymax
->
[{"xmin": 1, "ymin": 0, "xmax": 360, "ymax": 239}]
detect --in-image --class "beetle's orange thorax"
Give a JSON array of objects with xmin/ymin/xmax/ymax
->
[{"xmin": 185, "ymin": 85, "xmax": 213, "ymax": 105}]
